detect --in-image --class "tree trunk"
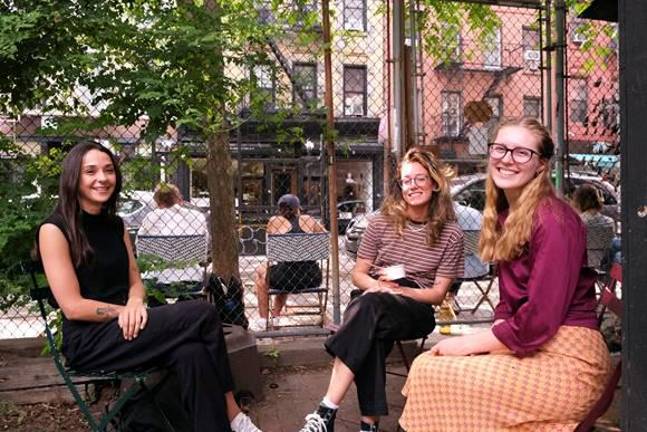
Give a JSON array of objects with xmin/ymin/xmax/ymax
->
[{"xmin": 206, "ymin": 129, "xmax": 240, "ymax": 280}]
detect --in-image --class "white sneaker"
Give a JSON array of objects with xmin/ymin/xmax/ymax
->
[
  {"xmin": 248, "ymin": 318, "xmax": 267, "ymax": 332},
  {"xmin": 231, "ymin": 412, "xmax": 262, "ymax": 432}
]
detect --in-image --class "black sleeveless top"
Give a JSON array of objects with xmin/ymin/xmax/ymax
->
[
  {"xmin": 287, "ymin": 215, "xmax": 305, "ymax": 233},
  {"xmin": 39, "ymin": 211, "xmax": 130, "ymax": 333}
]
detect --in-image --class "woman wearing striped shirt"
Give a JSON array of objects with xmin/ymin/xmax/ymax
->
[{"xmin": 297, "ymin": 148, "xmax": 464, "ymax": 432}]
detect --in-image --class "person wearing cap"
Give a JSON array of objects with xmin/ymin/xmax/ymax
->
[{"xmin": 250, "ymin": 194, "xmax": 326, "ymax": 331}]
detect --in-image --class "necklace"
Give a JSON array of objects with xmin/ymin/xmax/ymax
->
[{"xmin": 407, "ymin": 221, "xmax": 428, "ymax": 232}]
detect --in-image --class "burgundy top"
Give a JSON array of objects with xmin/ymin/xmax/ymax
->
[{"xmin": 492, "ymin": 196, "xmax": 598, "ymax": 356}]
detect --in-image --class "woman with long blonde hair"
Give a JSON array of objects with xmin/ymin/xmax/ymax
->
[
  {"xmin": 297, "ymin": 147, "xmax": 464, "ymax": 432},
  {"xmin": 400, "ymin": 117, "xmax": 612, "ymax": 431}
]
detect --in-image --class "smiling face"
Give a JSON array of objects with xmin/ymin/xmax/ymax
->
[
  {"xmin": 489, "ymin": 125, "xmax": 547, "ymax": 202},
  {"xmin": 78, "ymin": 149, "xmax": 117, "ymax": 213},
  {"xmin": 400, "ymin": 161, "xmax": 435, "ymax": 212}
]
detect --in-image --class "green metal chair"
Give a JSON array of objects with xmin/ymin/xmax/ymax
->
[{"xmin": 24, "ymin": 260, "xmax": 176, "ymax": 432}]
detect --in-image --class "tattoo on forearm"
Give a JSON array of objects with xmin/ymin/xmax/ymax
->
[{"xmin": 96, "ymin": 306, "xmax": 117, "ymax": 317}]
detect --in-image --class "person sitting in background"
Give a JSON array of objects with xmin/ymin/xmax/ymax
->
[
  {"xmin": 137, "ymin": 183, "xmax": 209, "ymax": 288},
  {"xmin": 572, "ymin": 184, "xmax": 615, "ymax": 269},
  {"xmin": 250, "ymin": 194, "xmax": 326, "ymax": 331},
  {"xmin": 138, "ymin": 183, "xmax": 208, "ymax": 238}
]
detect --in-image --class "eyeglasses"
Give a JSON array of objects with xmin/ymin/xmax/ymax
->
[
  {"xmin": 399, "ymin": 174, "xmax": 431, "ymax": 188},
  {"xmin": 487, "ymin": 143, "xmax": 541, "ymax": 164}
]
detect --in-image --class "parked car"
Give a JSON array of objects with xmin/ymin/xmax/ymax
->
[
  {"xmin": 337, "ymin": 200, "xmax": 367, "ymax": 234},
  {"xmin": 345, "ymin": 171, "xmax": 619, "ymax": 259},
  {"xmin": 118, "ymin": 190, "xmax": 157, "ymax": 234},
  {"xmin": 451, "ymin": 172, "xmax": 619, "ymax": 220}
]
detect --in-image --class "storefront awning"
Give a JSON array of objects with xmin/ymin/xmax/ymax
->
[{"xmin": 570, "ymin": 153, "xmax": 619, "ymax": 170}]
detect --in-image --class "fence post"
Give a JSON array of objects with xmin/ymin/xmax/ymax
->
[
  {"xmin": 554, "ymin": 0, "xmax": 566, "ymax": 195},
  {"xmin": 322, "ymin": 0, "xmax": 341, "ymax": 325}
]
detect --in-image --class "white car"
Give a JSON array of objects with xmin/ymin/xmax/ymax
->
[{"xmin": 118, "ymin": 190, "xmax": 157, "ymax": 233}]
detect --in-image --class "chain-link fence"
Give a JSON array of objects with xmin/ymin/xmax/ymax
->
[{"xmin": 0, "ymin": 0, "xmax": 621, "ymax": 340}]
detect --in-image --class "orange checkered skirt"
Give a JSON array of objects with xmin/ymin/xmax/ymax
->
[{"xmin": 400, "ymin": 326, "xmax": 612, "ymax": 432}]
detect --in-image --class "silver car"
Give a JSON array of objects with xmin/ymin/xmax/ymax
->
[{"xmin": 451, "ymin": 172, "xmax": 619, "ymax": 220}]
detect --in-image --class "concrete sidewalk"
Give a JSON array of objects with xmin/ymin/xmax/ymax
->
[
  {"xmin": 244, "ymin": 328, "xmax": 620, "ymax": 432},
  {"xmin": 251, "ymin": 358, "xmax": 408, "ymax": 432},
  {"xmin": 245, "ymin": 333, "xmax": 449, "ymax": 432}
]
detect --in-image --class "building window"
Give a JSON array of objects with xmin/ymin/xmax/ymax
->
[
  {"xmin": 570, "ymin": 78, "xmax": 588, "ymax": 123},
  {"xmin": 343, "ymin": 65, "xmax": 367, "ymax": 116},
  {"xmin": 293, "ymin": 63, "xmax": 317, "ymax": 108},
  {"xmin": 483, "ymin": 28, "xmax": 502, "ymax": 69},
  {"xmin": 441, "ymin": 91, "xmax": 462, "ymax": 137},
  {"xmin": 522, "ymin": 26, "xmax": 540, "ymax": 71},
  {"xmin": 523, "ymin": 96, "xmax": 541, "ymax": 119},
  {"xmin": 344, "ymin": 0, "xmax": 366, "ymax": 32},
  {"xmin": 600, "ymin": 98, "xmax": 619, "ymax": 131},
  {"xmin": 484, "ymin": 96, "xmax": 502, "ymax": 121},
  {"xmin": 571, "ymin": 21, "xmax": 587, "ymax": 45},
  {"xmin": 440, "ymin": 23, "xmax": 462, "ymax": 64},
  {"xmin": 252, "ymin": 65, "xmax": 275, "ymax": 111}
]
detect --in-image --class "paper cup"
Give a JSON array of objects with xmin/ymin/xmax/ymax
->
[{"xmin": 383, "ymin": 264, "xmax": 405, "ymax": 281}]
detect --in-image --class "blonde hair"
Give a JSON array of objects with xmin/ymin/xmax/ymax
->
[
  {"xmin": 381, "ymin": 147, "xmax": 456, "ymax": 246},
  {"xmin": 479, "ymin": 117, "xmax": 555, "ymax": 262},
  {"xmin": 153, "ymin": 183, "xmax": 182, "ymax": 208}
]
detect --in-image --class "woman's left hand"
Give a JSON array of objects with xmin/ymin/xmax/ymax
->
[
  {"xmin": 429, "ymin": 335, "xmax": 480, "ymax": 356},
  {"xmin": 118, "ymin": 298, "xmax": 148, "ymax": 341}
]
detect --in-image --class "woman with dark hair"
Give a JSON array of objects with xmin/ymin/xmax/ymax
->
[
  {"xmin": 400, "ymin": 118, "xmax": 612, "ymax": 431},
  {"xmin": 36, "ymin": 142, "xmax": 262, "ymax": 432},
  {"xmin": 297, "ymin": 148, "xmax": 464, "ymax": 432},
  {"xmin": 572, "ymin": 184, "xmax": 616, "ymax": 268},
  {"xmin": 251, "ymin": 194, "xmax": 326, "ymax": 331}
]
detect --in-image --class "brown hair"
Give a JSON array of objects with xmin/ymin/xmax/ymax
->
[
  {"xmin": 573, "ymin": 184, "xmax": 602, "ymax": 212},
  {"xmin": 153, "ymin": 183, "xmax": 182, "ymax": 208},
  {"xmin": 381, "ymin": 147, "xmax": 456, "ymax": 246},
  {"xmin": 479, "ymin": 117, "xmax": 555, "ymax": 262},
  {"xmin": 51, "ymin": 142, "xmax": 122, "ymax": 266}
]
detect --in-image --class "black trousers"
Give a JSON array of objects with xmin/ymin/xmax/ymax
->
[
  {"xmin": 63, "ymin": 300, "xmax": 234, "ymax": 432},
  {"xmin": 324, "ymin": 291, "xmax": 436, "ymax": 416}
]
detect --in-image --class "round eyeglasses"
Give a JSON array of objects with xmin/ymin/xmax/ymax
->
[
  {"xmin": 487, "ymin": 143, "xmax": 540, "ymax": 164},
  {"xmin": 399, "ymin": 174, "xmax": 431, "ymax": 188}
]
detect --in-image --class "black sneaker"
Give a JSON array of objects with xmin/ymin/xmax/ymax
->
[
  {"xmin": 360, "ymin": 421, "xmax": 379, "ymax": 432},
  {"xmin": 298, "ymin": 404, "xmax": 337, "ymax": 432}
]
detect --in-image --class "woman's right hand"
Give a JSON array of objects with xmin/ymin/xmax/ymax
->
[
  {"xmin": 363, "ymin": 278, "xmax": 400, "ymax": 294},
  {"xmin": 118, "ymin": 298, "xmax": 148, "ymax": 341}
]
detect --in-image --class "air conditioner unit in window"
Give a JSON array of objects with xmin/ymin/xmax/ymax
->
[
  {"xmin": 346, "ymin": 105, "xmax": 364, "ymax": 116},
  {"xmin": 572, "ymin": 31, "xmax": 586, "ymax": 44},
  {"xmin": 523, "ymin": 50, "xmax": 541, "ymax": 61}
]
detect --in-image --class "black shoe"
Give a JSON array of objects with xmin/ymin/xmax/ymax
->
[
  {"xmin": 360, "ymin": 421, "xmax": 379, "ymax": 432},
  {"xmin": 298, "ymin": 404, "xmax": 337, "ymax": 432}
]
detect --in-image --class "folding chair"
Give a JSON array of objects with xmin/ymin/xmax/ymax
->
[
  {"xmin": 452, "ymin": 229, "xmax": 496, "ymax": 316},
  {"xmin": 23, "ymin": 260, "xmax": 176, "ymax": 432},
  {"xmin": 575, "ymin": 263, "xmax": 623, "ymax": 432},
  {"xmin": 136, "ymin": 234, "xmax": 209, "ymax": 300},
  {"xmin": 266, "ymin": 232, "xmax": 330, "ymax": 329}
]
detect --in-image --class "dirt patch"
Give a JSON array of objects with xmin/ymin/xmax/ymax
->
[{"xmin": 0, "ymin": 401, "xmax": 89, "ymax": 432}]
